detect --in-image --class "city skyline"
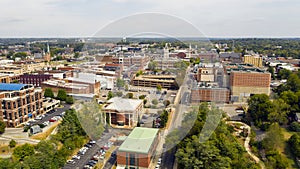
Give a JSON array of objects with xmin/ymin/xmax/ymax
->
[{"xmin": 0, "ymin": 0, "xmax": 300, "ymax": 38}]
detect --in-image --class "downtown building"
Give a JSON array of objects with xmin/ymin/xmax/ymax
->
[
  {"xmin": 102, "ymin": 97, "xmax": 143, "ymax": 128},
  {"xmin": 0, "ymin": 84, "xmax": 43, "ymax": 127},
  {"xmin": 117, "ymin": 127, "xmax": 160, "ymax": 169}
]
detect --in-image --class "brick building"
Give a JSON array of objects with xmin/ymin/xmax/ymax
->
[
  {"xmin": 0, "ymin": 84, "xmax": 43, "ymax": 127},
  {"xmin": 113, "ymin": 55, "xmax": 150, "ymax": 69},
  {"xmin": 230, "ymin": 71, "xmax": 271, "ymax": 102},
  {"xmin": 41, "ymin": 79, "xmax": 100, "ymax": 95},
  {"xmin": 103, "ymin": 97, "xmax": 143, "ymax": 128},
  {"xmin": 117, "ymin": 127, "xmax": 160, "ymax": 169},
  {"xmin": 20, "ymin": 74, "xmax": 53, "ymax": 87},
  {"xmin": 191, "ymin": 87, "xmax": 230, "ymax": 103}
]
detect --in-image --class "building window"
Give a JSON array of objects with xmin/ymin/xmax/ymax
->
[{"xmin": 129, "ymin": 154, "xmax": 135, "ymax": 166}]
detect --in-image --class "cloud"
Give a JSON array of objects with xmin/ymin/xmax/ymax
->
[{"xmin": 0, "ymin": 0, "xmax": 299, "ymax": 37}]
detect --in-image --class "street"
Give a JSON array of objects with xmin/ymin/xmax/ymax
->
[{"xmin": 160, "ymin": 67, "xmax": 193, "ymax": 169}]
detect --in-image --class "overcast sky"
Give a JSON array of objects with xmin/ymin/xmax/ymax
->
[{"xmin": 0, "ymin": 0, "xmax": 299, "ymax": 38}]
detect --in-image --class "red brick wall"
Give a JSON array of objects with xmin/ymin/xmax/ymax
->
[{"xmin": 230, "ymin": 72, "xmax": 271, "ymax": 87}]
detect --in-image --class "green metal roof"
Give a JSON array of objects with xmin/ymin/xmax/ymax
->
[{"xmin": 118, "ymin": 127, "xmax": 159, "ymax": 154}]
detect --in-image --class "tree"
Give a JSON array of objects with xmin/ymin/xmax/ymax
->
[
  {"xmin": 13, "ymin": 52, "xmax": 27, "ymax": 59},
  {"xmin": 0, "ymin": 121, "xmax": 5, "ymax": 134},
  {"xmin": 107, "ymin": 91, "xmax": 114, "ymax": 100},
  {"xmin": 176, "ymin": 136, "xmax": 231, "ymax": 169},
  {"xmin": 160, "ymin": 110, "xmax": 169, "ymax": 128},
  {"xmin": 267, "ymin": 99, "xmax": 289, "ymax": 125},
  {"xmin": 286, "ymin": 74, "xmax": 300, "ymax": 92},
  {"xmin": 289, "ymin": 122, "xmax": 300, "ymax": 132},
  {"xmin": 152, "ymin": 99, "xmax": 158, "ymax": 105},
  {"xmin": 9, "ymin": 139, "xmax": 16, "ymax": 148},
  {"xmin": 13, "ymin": 143, "xmax": 34, "ymax": 161},
  {"xmin": 247, "ymin": 94, "xmax": 273, "ymax": 125},
  {"xmin": 156, "ymin": 84, "xmax": 162, "ymax": 92},
  {"xmin": 74, "ymin": 52, "xmax": 80, "ymax": 58},
  {"xmin": 148, "ymin": 61, "xmax": 158, "ymax": 71},
  {"xmin": 56, "ymin": 89, "xmax": 67, "ymax": 101},
  {"xmin": 288, "ymin": 134, "xmax": 300, "ymax": 158},
  {"xmin": 139, "ymin": 95, "xmax": 146, "ymax": 99},
  {"xmin": 136, "ymin": 70, "xmax": 143, "ymax": 77},
  {"xmin": 44, "ymin": 88, "xmax": 54, "ymax": 98},
  {"xmin": 278, "ymin": 69, "xmax": 292, "ymax": 80},
  {"xmin": 65, "ymin": 96, "xmax": 74, "ymax": 104},
  {"xmin": 163, "ymin": 100, "xmax": 171, "ymax": 108},
  {"xmin": 125, "ymin": 93, "xmax": 133, "ymax": 99},
  {"xmin": 116, "ymin": 78, "xmax": 125, "ymax": 88},
  {"xmin": 267, "ymin": 66, "xmax": 275, "ymax": 79},
  {"xmin": 262, "ymin": 123, "xmax": 285, "ymax": 151}
]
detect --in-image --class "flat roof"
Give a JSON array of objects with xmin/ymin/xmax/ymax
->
[{"xmin": 118, "ymin": 127, "xmax": 159, "ymax": 154}]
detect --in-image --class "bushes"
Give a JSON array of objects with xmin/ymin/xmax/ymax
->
[{"xmin": 289, "ymin": 122, "xmax": 300, "ymax": 132}]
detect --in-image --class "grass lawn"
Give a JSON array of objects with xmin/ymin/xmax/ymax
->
[
  {"xmin": 30, "ymin": 121, "xmax": 61, "ymax": 140},
  {"xmin": 280, "ymin": 128, "xmax": 298, "ymax": 169},
  {"xmin": 0, "ymin": 145, "xmax": 11, "ymax": 155}
]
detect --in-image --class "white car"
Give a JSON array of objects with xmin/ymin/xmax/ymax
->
[
  {"xmin": 155, "ymin": 164, "xmax": 160, "ymax": 169},
  {"xmin": 72, "ymin": 155, "xmax": 80, "ymax": 160},
  {"xmin": 67, "ymin": 159, "xmax": 75, "ymax": 164},
  {"xmin": 35, "ymin": 116, "xmax": 42, "ymax": 120},
  {"xmin": 157, "ymin": 158, "xmax": 162, "ymax": 165}
]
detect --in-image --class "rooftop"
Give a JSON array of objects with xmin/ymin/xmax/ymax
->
[
  {"xmin": 103, "ymin": 97, "xmax": 143, "ymax": 112},
  {"xmin": 118, "ymin": 127, "xmax": 159, "ymax": 154},
  {"xmin": 0, "ymin": 83, "xmax": 31, "ymax": 91}
]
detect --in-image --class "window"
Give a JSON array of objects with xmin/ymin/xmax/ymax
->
[{"xmin": 129, "ymin": 154, "xmax": 135, "ymax": 166}]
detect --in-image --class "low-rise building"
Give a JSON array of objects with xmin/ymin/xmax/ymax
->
[
  {"xmin": 20, "ymin": 74, "xmax": 53, "ymax": 87},
  {"xmin": 0, "ymin": 83, "xmax": 43, "ymax": 127},
  {"xmin": 191, "ymin": 87, "xmax": 230, "ymax": 103},
  {"xmin": 117, "ymin": 127, "xmax": 160, "ymax": 169},
  {"xmin": 41, "ymin": 79, "xmax": 92, "ymax": 95},
  {"xmin": 243, "ymin": 54, "xmax": 263, "ymax": 67},
  {"xmin": 230, "ymin": 71, "xmax": 271, "ymax": 102},
  {"xmin": 103, "ymin": 97, "xmax": 143, "ymax": 128},
  {"xmin": 131, "ymin": 75, "xmax": 179, "ymax": 90}
]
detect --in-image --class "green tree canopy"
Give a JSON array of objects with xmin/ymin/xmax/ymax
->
[
  {"xmin": 9, "ymin": 139, "xmax": 17, "ymax": 148},
  {"xmin": 0, "ymin": 121, "xmax": 5, "ymax": 134},
  {"xmin": 56, "ymin": 89, "xmax": 67, "ymax": 101},
  {"xmin": 13, "ymin": 143, "xmax": 35, "ymax": 161},
  {"xmin": 44, "ymin": 88, "xmax": 54, "ymax": 98},
  {"xmin": 116, "ymin": 78, "xmax": 125, "ymax": 88}
]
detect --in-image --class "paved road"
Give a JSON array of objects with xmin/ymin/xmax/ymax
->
[{"xmin": 160, "ymin": 67, "xmax": 193, "ymax": 169}]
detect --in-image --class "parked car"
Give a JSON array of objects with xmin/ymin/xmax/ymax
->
[
  {"xmin": 72, "ymin": 155, "xmax": 80, "ymax": 160},
  {"xmin": 35, "ymin": 115, "xmax": 42, "ymax": 120},
  {"xmin": 157, "ymin": 158, "xmax": 162, "ymax": 165},
  {"xmin": 67, "ymin": 159, "xmax": 75, "ymax": 164},
  {"xmin": 49, "ymin": 118, "xmax": 56, "ymax": 122}
]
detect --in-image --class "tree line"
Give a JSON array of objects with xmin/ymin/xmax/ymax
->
[{"xmin": 0, "ymin": 109, "xmax": 87, "ymax": 168}]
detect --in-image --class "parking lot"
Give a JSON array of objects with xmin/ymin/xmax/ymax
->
[
  {"xmin": 63, "ymin": 131, "xmax": 114, "ymax": 169},
  {"xmin": 25, "ymin": 104, "xmax": 71, "ymax": 129}
]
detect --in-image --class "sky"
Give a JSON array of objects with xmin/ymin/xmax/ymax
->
[{"xmin": 0, "ymin": 0, "xmax": 299, "ymax": 38}]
